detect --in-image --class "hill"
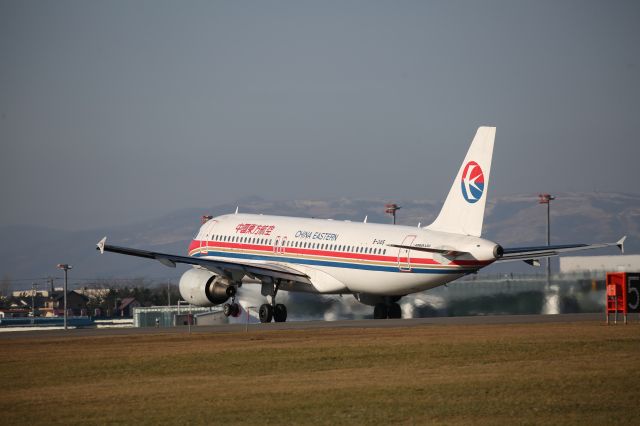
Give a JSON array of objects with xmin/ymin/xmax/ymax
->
[{"xmin": 1, "ymin": 192, "xmax": 637, "ymax": 290}]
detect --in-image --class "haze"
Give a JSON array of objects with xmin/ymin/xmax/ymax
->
[{"xmin": 1, "ymin": 1, "xmax": 638, "ymax": 231}]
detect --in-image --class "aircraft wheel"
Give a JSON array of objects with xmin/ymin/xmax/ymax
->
[
  {"xmin": 259, "ymin": 304, "xmax": 273, "ymax": 323},
  {"xmin": 274, "ymin": 304, "xmax": 287, "ymax": 322},
  {"xmin": 223, "ymin": 303, "xmax": 233, "ymax": 317},
  {"xmin": 388, "ymin": 303, "xmax": 401, "ymax": 319},
  {"xmin": 373, "ymin": 303, "xmax": 388, "ymax": 319},
  {"xmin": 230, "ymin": 303, "xmax": 240, "ymax": 317}
]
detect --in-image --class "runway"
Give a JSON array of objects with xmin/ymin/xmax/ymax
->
[{"xmin": 0, "ymin": 312, "xmax": 606, "ymax": 339}]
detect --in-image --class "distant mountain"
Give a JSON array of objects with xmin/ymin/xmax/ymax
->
[{"xmin": 1, "ymin": 192, "xmax": 637, "ymax": 290}]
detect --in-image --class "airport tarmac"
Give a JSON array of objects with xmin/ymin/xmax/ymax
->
[{"xmin": 0, "ymin": 312, "xmax": 610, "ymax": 339}]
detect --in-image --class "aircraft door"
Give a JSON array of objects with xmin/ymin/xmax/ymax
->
[
  {"xmin": 273, "ymin": 236, "xmax": 287, "ymax": 255},
  {"xmin": 202, "ymin": 220, "xmax": 217, "ymax": 254},
  {"xmin": 397, "ymin": 235, "xmax": 416, "ymax": 272}
]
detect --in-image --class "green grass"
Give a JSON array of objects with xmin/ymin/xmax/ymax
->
[{"xmin": 1, "ymin": 322, "xmax": 639, "ymax": 425}]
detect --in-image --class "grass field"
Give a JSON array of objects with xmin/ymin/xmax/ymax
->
[{"xmin": 1, "ymin": 321, "xmax": 639, "ymax": 425}]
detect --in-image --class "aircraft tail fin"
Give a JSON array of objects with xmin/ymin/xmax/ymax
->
[{"xmin": 427, "ymin": 126, "xmax": 496, "ymax": 237}]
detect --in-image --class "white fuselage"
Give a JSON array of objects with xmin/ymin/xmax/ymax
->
[{"xmin": 188, "ymin": 214, "xmax": 499, "ymax": 296}]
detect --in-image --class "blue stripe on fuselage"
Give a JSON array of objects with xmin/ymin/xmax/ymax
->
[{"xmin": 192, "ymin": 250, "xmax": 476, "ymax": 274}]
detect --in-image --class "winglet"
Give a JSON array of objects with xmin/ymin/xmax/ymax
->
[
  {"xmin": 363, "ymin": 215, "xmax": 368, "ymax": 223},
  {"xmin": 617, "ymin": 236, "xmax": 626, "ymax": 254},
  {"xmin": 97, "ymin": 237, "xmax": 107, "ymax": 254},
  {"xmin": 235, "ymin": 206, "xmax": 239, "ymax": 214}
]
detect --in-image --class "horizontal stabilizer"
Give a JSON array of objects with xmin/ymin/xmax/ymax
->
[
  {"xmin": 498, "ymin": 236, "xmax": 626, "ymax": 263},
  {"xmin": 387, "ymin": 244, "xmax": 469, "ymax": 258}
]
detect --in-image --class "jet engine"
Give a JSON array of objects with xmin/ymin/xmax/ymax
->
[{"xmin": 178, "ymin": 268, "xmax": 232, "ymax": 306}]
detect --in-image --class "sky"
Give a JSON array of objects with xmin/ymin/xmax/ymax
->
[{"xmin": 1, "ymin": 0, "xmax": 639, "ymax": 231}]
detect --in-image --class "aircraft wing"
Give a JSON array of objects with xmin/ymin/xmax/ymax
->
[
  {"xmin": 497, "ymin": 236, "xmax": 626, "ymax": 263},
  {"xmin": 96, "ymin": 237, "xmax": 310, "ymax": 283}
]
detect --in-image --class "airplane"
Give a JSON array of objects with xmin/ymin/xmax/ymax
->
[{"xmin": 96, "ymin": 126, "xmax": 625, "ymax": 322}]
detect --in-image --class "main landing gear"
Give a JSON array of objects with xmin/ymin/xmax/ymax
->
[
  {"xmin": 259, "ymin": 279, "xmax": 288, "ymax": 323},
  {"xmin": 373, "ymin": 302, "xmax": 402, "ymax": 319},
  {"xmin": 222, "ymin": 285, "xmax": 240, "ymax": 318}
]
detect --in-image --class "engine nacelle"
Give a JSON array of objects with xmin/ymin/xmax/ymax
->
[{"xmin": 179, "ymin": 268, "xmax": 231, "ymax": 306}]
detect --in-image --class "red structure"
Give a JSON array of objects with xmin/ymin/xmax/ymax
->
[
  {"xmin": 538, "ymin": 193, "xmax": 555, "ymax": 204},
  {"xmin": 606, "ymin": 272, "xmax": 640, "ymax": 324},
  {"xmin": 385, "ymin": 204, "xmax": 401, "ymax": 225}
]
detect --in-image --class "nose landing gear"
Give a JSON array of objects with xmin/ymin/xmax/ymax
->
[{"xmin": 223, "ymin": 285, "xmax": 240, "ymax": 318}]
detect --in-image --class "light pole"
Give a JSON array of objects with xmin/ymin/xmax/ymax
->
[
  {"xmin": 57, "ymin": 264, "xmax": 72, "ymax": 330},
  {"xmin": 538, "ymin": 194, "xmax": 555, "ymax": 287},
  {"xmin": 385, "ymin": 204, "xmax": 401, "ymax": 225},
  {"xmin": 31, "ymin": 282, "xmax": 38, "ymax": 321}
]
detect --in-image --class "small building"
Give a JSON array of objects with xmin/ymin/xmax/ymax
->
[
  {"xmin": 116, "ymin": 298, "xmax": 142, "ymax": 317},
  {"xmin": 560, "ymin": 255, "xmax": 640, "ymax": 274},
  {"xmin": 0, "ymin": 308, "xmax": 30, "ymax": 318},
  {"xmin": 10, "ymin": 294, "xmax": 47, "ymax": 316},
  {"xmin": 44, "ymin": 291, "xmax": 90, "ymax": 316}
]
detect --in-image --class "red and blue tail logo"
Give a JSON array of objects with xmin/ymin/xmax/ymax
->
[{"xmin": 460, "ymin": 161, "xmax": 484, "ymax": 203}]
